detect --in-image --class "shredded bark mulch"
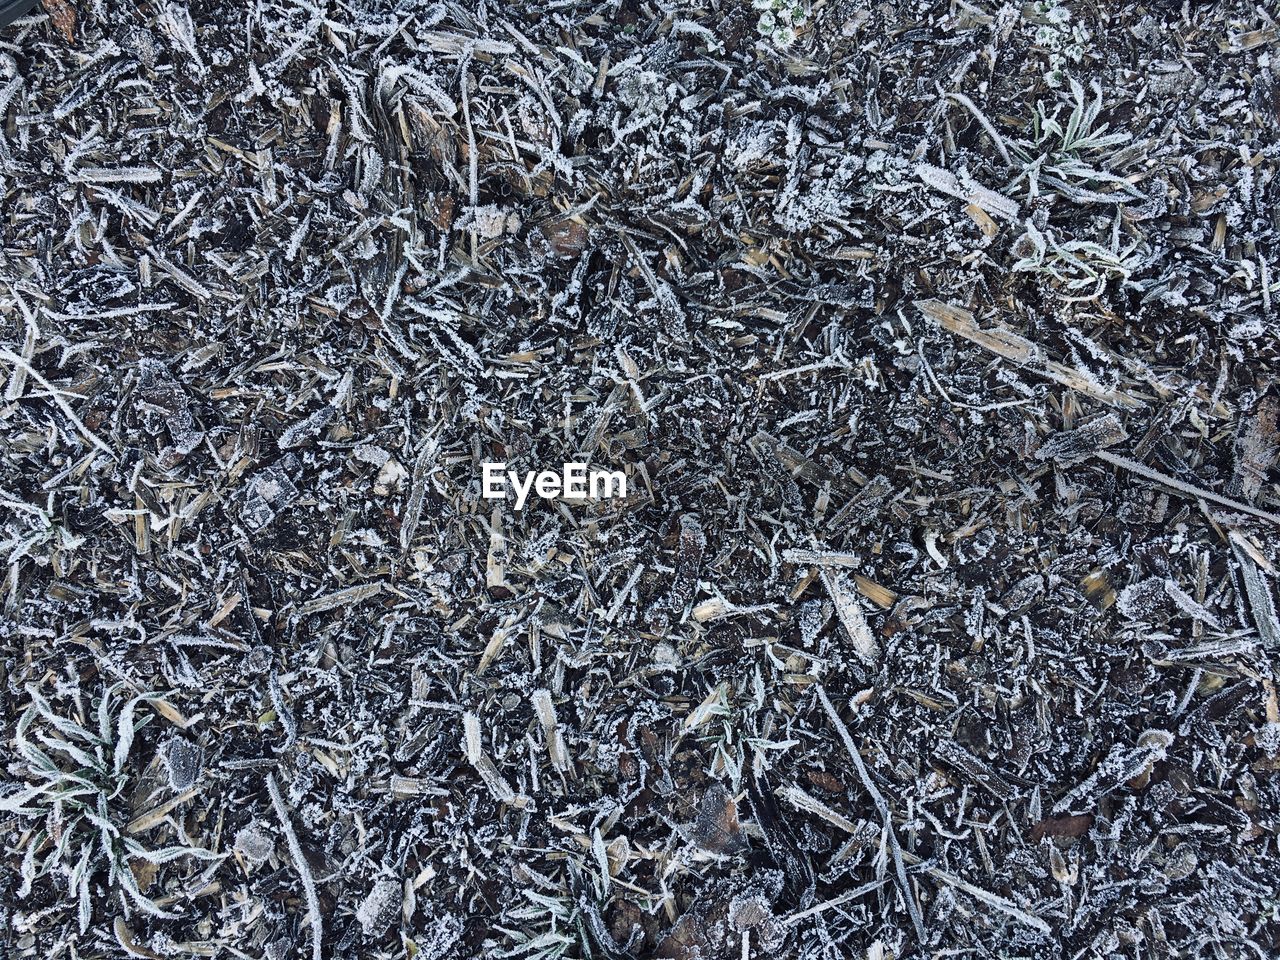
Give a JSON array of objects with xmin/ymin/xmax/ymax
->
[{"xmin": 2, "ymin": 2, "xmax": 1279, "ymax": 958}]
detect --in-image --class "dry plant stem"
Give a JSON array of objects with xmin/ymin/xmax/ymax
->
[
  {"xmin": 1094, "ymin": 451, "xmax": 1280, "ymax": 527},
  {"xmin": 815, "ymin": 684, "xmax": 926, "ymax": 943},
  {"xmin": 266, "ymin": 773, "xmax": 323, "ymax": 960},
  {"xmin": 784, "ymin": 879, "xmax": 888, "ymax": 925},
  {"xmin": 902, "ymin": 851, "xmax": 1052, "ymax": 935},
  {"xmin": 815, "ymin": 689, "xmax": 1052, "ymax": 935},
  {"xmin": 0, "ymin": 347, "xmax": 115, "ymax": 457},
  {"xmin": 945, "ymin": 91, "xmax": 1012, "ymax": 165}
]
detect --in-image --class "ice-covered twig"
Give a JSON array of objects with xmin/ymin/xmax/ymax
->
[
  {"xmin": 0, "ymin": 347, "xmax": 114, "ymax": 458},
  {"xmin": 1095, "ymin": 451, "xmax": 1280, "ymax": 527},
  {"xmin": 266, "ymin": 773, "xmax": 323, "ymax": 960},
  {"xmin": 815, "ymin": 685, "xmax": 925, "ymax": 943}
]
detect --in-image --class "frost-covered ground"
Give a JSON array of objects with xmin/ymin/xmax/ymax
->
[{"xmin": 2, "ymin": 1, "xmax": 1280, "ymax": 958}]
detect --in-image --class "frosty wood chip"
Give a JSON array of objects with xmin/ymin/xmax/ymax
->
[{"xmin": 818, "ymin": 569, "xmax": 879, "ymax": 664}]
